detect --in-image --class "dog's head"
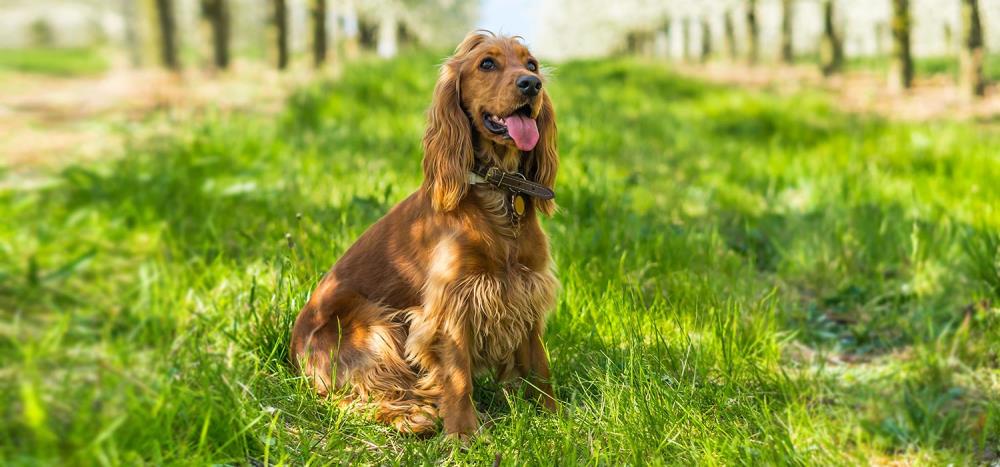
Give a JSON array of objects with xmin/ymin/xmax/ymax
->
[{"xmin": 422, "ymin": 31, "xmax": 557, "ymax": 214}]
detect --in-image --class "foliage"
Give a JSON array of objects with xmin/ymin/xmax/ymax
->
[{"xmin": 1, "ymin": 53, "xmax": 998, "ymax": 464}]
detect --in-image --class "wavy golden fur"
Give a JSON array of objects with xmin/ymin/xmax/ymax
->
[{"xmin": 290, "ymin": 31, "xmax": 559, "ymax": 440}]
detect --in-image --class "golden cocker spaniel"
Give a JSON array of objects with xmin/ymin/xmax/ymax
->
[{"xmin": 291, "ymin": 31, "xmax": 559, "ymax": 440}]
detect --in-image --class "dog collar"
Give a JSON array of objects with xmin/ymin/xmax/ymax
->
[
  {"xmin": 466, "ymin": 162, "xmax": 555, "ymax": 201},
  {"xmin": 467, "ymin": 162, "xmax": 554, "ymax": 238}
]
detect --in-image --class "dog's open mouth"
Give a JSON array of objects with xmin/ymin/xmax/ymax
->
[{"xmin": 482, "ymin": 104, "xmax": 539, "ymax": 151}]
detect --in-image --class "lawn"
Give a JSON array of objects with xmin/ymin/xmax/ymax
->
[
  {"xmin": 1, "ymin": 52, "xmax": 998, "ymax": 465},
  {"xmin": 0, "ymin": 47, "xmax": 109, "ymax": 76},
  {"xmin": 844, "ymin": 54, "xmax": 1000, "ymax": 83}
]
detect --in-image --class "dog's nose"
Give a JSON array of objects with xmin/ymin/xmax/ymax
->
[{"xmin": 516, "ymin": 75, "xmax": 542, "ymax": 96}]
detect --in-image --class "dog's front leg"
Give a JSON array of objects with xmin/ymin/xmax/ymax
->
[
  {"xmin": 514, "ymin": 323, "xmax": 557, "ymax": 411},
  {"xmin": 434, "ymin": 327, "xmax": 478, "ymax": 440}
]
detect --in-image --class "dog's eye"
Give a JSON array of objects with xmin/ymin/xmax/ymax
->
[
  {"xmin": 479, "ymin": 58, "xmax": 496, "ymax": 71},
  {"xmin": 526, "ymin": 61, "xmax": 538, "ymax": 72}
]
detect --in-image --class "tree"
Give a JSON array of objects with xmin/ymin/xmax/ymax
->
[
  {"xmin": 658, "ymin": 17, "xmax": 672, "ymax": 60},
  {"xmin": 780, "ymin": 0, "xmax": 793, "ymax": 63},
  {"xmin": 819, "ymin": 0, "xmax": 843, "ymax": 76},
  {"xmin": 120, "ymin": 0, "xmax": 142, "ymax": 67},
  {"xmin": 746, "ymin": 0, "xmax": 759, "ymax": 64},
  {"xmin": 875, "ymin": 22, "xmax": 887, "ymax": 56},
  {"xmin": 889, "ymin": 0, "xmax": 913, "ymax": 90},
  {"xmin": 682, "ymin": 17, "xmax": 691, "ymax": 62},
  {"xmin": 201, "ymin": 0, "xmax": 230, "ymax": 69},
  {"xmin": 274, "ymin": 0, "xmax": 289, "ymax": 69},
  {"xmin": 376, "ymin": 11, "xmax": 398, "ymax": 58},
  {"xmin": 154, "ymin": 0, "xmax": 179, "ymax": 70},
  {"xmin": 700, "ymin": 17, "xmax": 712, "ymax": 63},
  {"xmin": 724, "ymin": 9, "xmax": 737, "ymax": 61},
  {"xmin": 959, "ymin": 0, "xmax": 985, "ymax": 97},
  {"xmin": 312, "ymin": 0, "xmax": 328, "ymax": 67}
]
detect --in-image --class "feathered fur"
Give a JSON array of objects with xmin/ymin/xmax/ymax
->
[{"xmin": 291, "ymin": 31, "xmax": 559, "ymax": 440}]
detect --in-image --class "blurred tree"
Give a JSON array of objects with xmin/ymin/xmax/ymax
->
[
  {"xmin": 342, "ymin": 0, "xmax": 361, "ymax": 58},
  {"xmin": 121, "ymin": 0, "xmax": 143, "ymax": 67},
  {"xmin": 889, "ymin": 0, "xmax": 913, "ymax": 90},
  {"xmin": 274, "ymin": 0, "xmax": 289, "ymax": 69},
  {"xmin": 724, "ymin": 9, "xmax": 737, "ymax": 61},
  {"xmin": 656, "ymin": 17, "xmax": 671, "ymax": 60},
  {"xmin": 312, "ymin": 0, "xmax": 328, "ymax": 66},
  {"xmin": 29, "ymin": 19, "xmax": 55, "ymax": 47},
  {"xmin": 780, "ymin": 0, "xmax": 793, "ymax": 63},
  {"xmin": 944, "ymin": 23, "xmax": 954, "ymax": 53},
  {"xmin": 746, "ymin": 0, "xmax": 759, "ymax": 64},
  {"xmin": 201, "ymin": 0, "xmax": 230, "ymax": 69},
  {"xmin": 875, "ymin": 21, "xmax": 886, "ymax": 56},
  {"xmin": 377, "ymin": 10, "xmax": 398, "ymax": 58},
  {"xmin": 819, "ymin": 0, "xmax": 843, "ymax": 76},
  {"xmin": 353, "ymin": 0, "xmax": 475, "ymax": 56},
  {"xmin": 959, "ymin": 0, "xmax": 985, "ymax": 97},
  {"xmin": 700, "ymin": 16, "xmax": 711, "ymax": 63},
  {"xmin": 682, "ymin": 17, "xmax": 691, "ymax": 62},
  {"xmin": 154, "ymin": 0, "xmax": 179, "ymax": 70}
]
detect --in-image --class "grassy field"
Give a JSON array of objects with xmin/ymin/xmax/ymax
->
[
  {"xmin": 1, "ymin": 52, "xmax": 999, "ymax": 465},
  {"xmin": 0, "ymin": 47, "xmax": 109, "ymax": 76},
  {"xmin": 844, "ymin": 54, "xmax": 1000, "ymax": 83}
]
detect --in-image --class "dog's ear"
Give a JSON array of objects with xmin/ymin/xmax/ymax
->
[
  {"xmin": 422, "ymin": 34, "xmax": 487, "ymax": 212},
  {"xmin": 422, "ymin": 63, "xmax": 471, "ymax": 212},
  {"xmin": 527, "ymin": 91, "xmax": 558, "ymax": 215}
]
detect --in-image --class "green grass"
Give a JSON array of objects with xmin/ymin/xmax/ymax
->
[
  {"xmin": 844, "ymin": 54, "xmax": 1000, "ymax": 82},
  {"xmin": 0, "ymin": 47, "xmax": 109, "ymax": 76},
  {"xmin": 2, "ymin": 52, "xmax": 999, "ymax": 465}
]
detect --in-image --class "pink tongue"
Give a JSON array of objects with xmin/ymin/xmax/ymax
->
[{"xmin": 504, "ymin": 115, "xmax": 539, "ymax": 151}]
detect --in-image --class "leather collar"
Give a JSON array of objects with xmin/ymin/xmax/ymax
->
[{"xmin": 467, "ymin": 161, "xmax": 555, "ymax": 200}]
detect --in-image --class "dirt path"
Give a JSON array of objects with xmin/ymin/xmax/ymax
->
[{"xmin": 0, "ymin": 61, "xmax": 328, "ymax": 173}]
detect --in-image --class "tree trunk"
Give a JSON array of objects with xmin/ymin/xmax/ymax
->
[
  {"xmin": 724, "ymin": 9, "xmax": 737, "ymax": 61},
  {"xmin": 376, "ymin": 11, "xmax": 398, "ymax": 58},
  {"xmin": 202, "ymin": 0, "xmax": 230, "ymax": 69},
  {"xmin": 657, "ymin": 18, "xmax": 671, "ymax": 60},
  {"xmin": 682, "ymin": 17, "xmax": 691, "ymax": 62},
  {"xmin": 120, "ymin": 0, "xmax": 142, "ymax": 67},
  {"xmin": 154, "ymin": 0, "xmax": 179, "ymax": 70},
  {"xmin": 960, "ymin": 0, "xmax": 985, "ymax": 97},
  {"xmin": 700, "ymin": 17, "xmax": 712, "ymax": 63},
  {"xmin": 312, "ymin": 0, "xmax": 327, "ymax": 67},
  {"xmin": 819, "ymin": 0, "xmax": 843, "ymax": 76},
  {"xmin": 780, "ymin": 0, "xmax": 794, "ymax": 63},
  {"xmin": 274, "ymin": 0, "xmax": 289, "ymax": 69},
  {"xmin": 889, "ymin": 0, "xmax": 913, "ymax": 90},
  {"xmin": 746, "ymin": 0, "xmax": 759, "ymax": 64},
  {"xmin": 342, "ymin": 0, "xmax": 360, "ymax": 58},
  {"xmin": 875, "ymin": 22, "xmax": 886, "ymax": 56}
]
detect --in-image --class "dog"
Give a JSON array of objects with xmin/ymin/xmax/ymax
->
[{"xmin": 290, "ymin": 31, "xmax": 559, "ymax": 440}]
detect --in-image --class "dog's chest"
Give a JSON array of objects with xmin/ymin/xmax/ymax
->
[
  {"xmin": 472, "ymin": 188, "xmax": 521, "ymax": 238},
  {"xmin": 465, "ymin": 265, "xmax": 558, "ymax": 369}
]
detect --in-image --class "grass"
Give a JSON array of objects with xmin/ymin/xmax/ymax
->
[
  {"xmin": 844, "ymin": 54, "xmax": 1000, "ymax": 82},
  {"xmin": 0, "ymin": 47, "xmax": 109, "ymax": 76},
  {"xmin": 1, "ymin": 51, "xmax": 999, "ymax": 464}
]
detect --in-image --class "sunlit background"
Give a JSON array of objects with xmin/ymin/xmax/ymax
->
[
  {"xmin": 2, "ymin": 0, "xmax": 998, "ymax": 168},
  {"xmin": 2, "ymin": 0, "xmax": 999, "ymax": 58}
]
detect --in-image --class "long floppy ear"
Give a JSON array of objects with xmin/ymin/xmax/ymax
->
[
  {"xmin": 527, "ymin": 91, "xmax": 559, "ymax": 215},
  {"xmin": 422, "ymin": 33, "xmax": 489, "ymax": 212},
  {"xmin": 422, "ymin": 63, "xmax": 472, "ymax": 212}
]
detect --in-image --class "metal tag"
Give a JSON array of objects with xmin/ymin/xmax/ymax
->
[{"xmin": 512, "ymin": 194, "xmax": 526, "ymax": 217}]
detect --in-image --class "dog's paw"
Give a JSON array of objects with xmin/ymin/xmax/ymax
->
[
  {"xmin": 444, "ymin": 431, "xmax": 473, "ymax": 449},
  {"xmin": 393, "ymin": 407, "xmax": 439, "ymax": 437}
]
